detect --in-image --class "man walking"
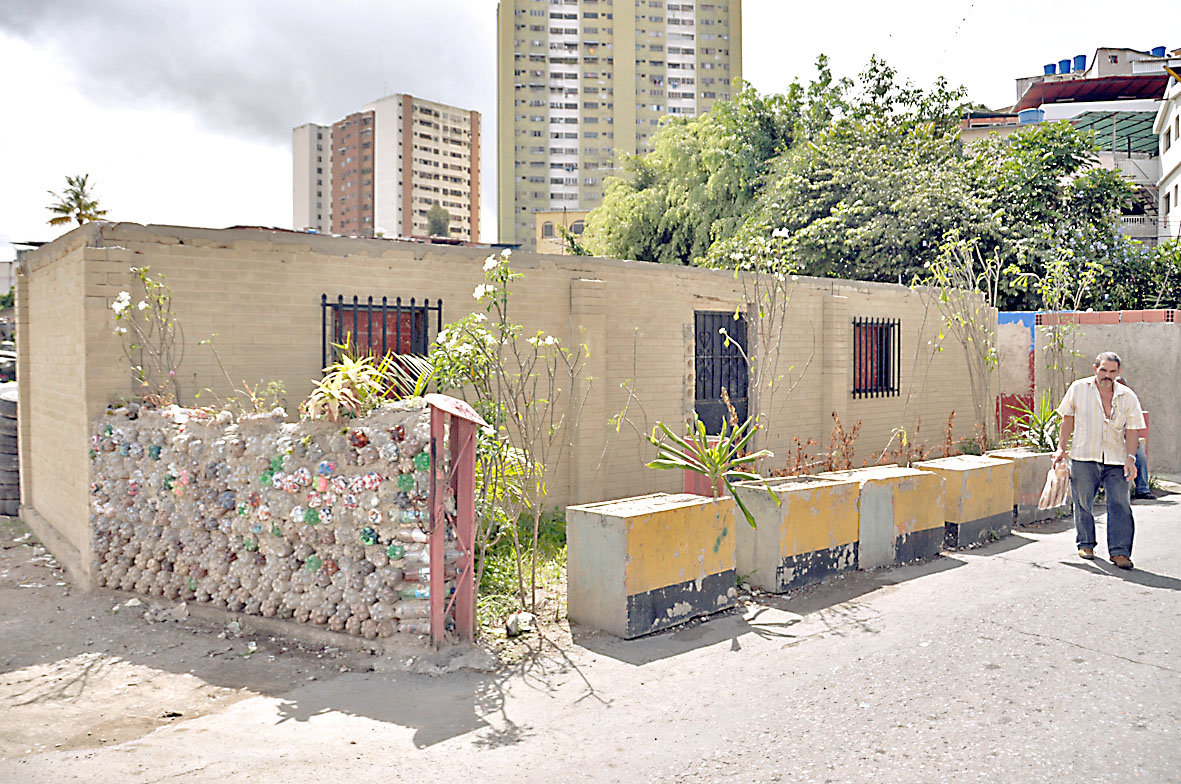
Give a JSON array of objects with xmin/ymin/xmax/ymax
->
[{"xmin": 1052, "ymin": 352, "xmax": 1145, "ymax": 569}]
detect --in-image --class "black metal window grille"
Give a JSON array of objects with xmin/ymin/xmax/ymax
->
[
  {"xmin": 320, "ymin": 295, "xmax": 443, "ymax": 370},
  {"xmin": 694, "ymin": 311, "xmax": 749, "ymax": 434},
  {"xmin": 852, "ymin": 317, "xmax": 900, "ymax": 398}
]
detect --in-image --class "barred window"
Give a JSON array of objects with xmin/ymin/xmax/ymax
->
[
  {"xmin": 852, "ymin": 317, "xmax": 899, "ymax": 398},
  {"xmin": 320, "ymin": 295, "xmax": 442, "ymax": 370}
]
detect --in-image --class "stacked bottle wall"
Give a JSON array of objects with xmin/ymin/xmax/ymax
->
[{"xmin": 88, "ymin": 400, "xmax": 457, "ymax": 639}]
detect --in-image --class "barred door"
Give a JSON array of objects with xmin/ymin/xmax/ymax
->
[{"xmin": 694, "ymin": 311, "xmax": 748, "ymax": 434}]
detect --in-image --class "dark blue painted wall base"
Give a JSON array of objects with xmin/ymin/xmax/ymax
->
[
  {"xmin": 944, "ymin": 511, "xmax": 1013, "ymax": 549},
  {"xmin": 624, "ymin": 569, "xmax": 737, "ymax": 639},
  {"xmin": 772, "ymin": 542, "xmax": 858, "ymax": 592},
  {"xmin": 895, "ymin": 527, "xmax": 944, "ymax": 564}
]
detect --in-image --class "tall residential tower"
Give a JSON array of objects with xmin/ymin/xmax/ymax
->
[
  {"xmin": 293, "ymin": 94, "xmax": 481, "ymax": 240},
  {"xmin": 497, "ymin": 0, "xmax": 741, "ymax": 249}
]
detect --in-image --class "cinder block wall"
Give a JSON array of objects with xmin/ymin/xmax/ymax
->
[
  {"xmin": 20, "ymin": 223, "xmax": 986, "ymax": 585},
  {"xmin": 1034, "ymin": 323, "xmax": 1180, "ymax": 473}
]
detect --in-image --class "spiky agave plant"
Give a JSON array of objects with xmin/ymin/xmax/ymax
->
[{"xmin": 646, "ymin": 416, "xmax": 777, "ymax": 528}]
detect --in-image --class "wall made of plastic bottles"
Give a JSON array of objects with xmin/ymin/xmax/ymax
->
[{"xmin": 88, "ymin": 400, "xmax": 458, "ymax": 639}]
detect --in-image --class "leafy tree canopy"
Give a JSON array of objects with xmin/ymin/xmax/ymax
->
[{"xmin": 585, "ymin": 55, "xmax": 1151, "ymax": 310}]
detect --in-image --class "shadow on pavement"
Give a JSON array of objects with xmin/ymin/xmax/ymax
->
[
  {"xmin": 1060, "ymin": 560, "xmax": 1181, "ymax": 592},
  {"xmin": 575, "ymin": 553, "xmax": 965, "ymax": 666},
  {"xmin": 272, "ymin": 670, "xmax": 499, "ymax": 748}
]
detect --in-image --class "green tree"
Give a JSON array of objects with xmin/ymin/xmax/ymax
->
[
  {"xmin": 701, "ymin": 115, "xmax": 978, "ymax": 283},
  {"xmin": 426, "ymin": 203, "xmax": 451, "ymax": 237},
  {"xmin": 586, "ymin": 56, "xmax": 969, "ymax": 272},
  {"xmin": 966, "ymin": 121, "xmax": 1134, "ymax": 309},
  {"xmin": 47, "ymin": 173, "xmax": 108, "ymax": 227},
  {"xmin": 1088, "ymin": 237, "xmax": 1181, "ymax": 311},
  {"xmin": 583, "ymin": 75, "xmax": 804, "ymax": 264}
]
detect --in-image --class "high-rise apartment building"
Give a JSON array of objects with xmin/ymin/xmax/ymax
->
[
  {"xmin": 496, "ymin": 0, "xmax": 742, "ymax": 249},
  {"xmin": 293, "ymin": 94, "xmax": 481, "ymax": 241}
]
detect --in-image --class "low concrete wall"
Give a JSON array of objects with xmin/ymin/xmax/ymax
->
[
  {"xmin": 817, "ymin": 466, "xmax": 946, "ymax": 567},
  {"xmin": 567, "ymin": 493, "xmax": 736, "ymax": 638},
  {"xmin": 914, "ymin": 455, "xmax": 1014, "ymax": 547},
  {"xmin": 987, "ymin": 448, "xmax": 1071, "ymax": 526},
  {"xmin": 732, "ymin": 476, "xmax": 860, "ymax": 592}
]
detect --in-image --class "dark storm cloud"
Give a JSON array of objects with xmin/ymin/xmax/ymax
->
[{"xmin": 0, "ymin": 0, "xmax": 496, "ymax": 143}]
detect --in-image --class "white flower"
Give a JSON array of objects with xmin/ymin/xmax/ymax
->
[
  {"xmin": 483, "ymin": 255, "xmax": 498, "ymax": 271},
  {"xmin": 114, "ymin": 326, "xmax": 128, "ymax": 336},
  {"xmin": 136, "ymin": 300, "xmax": 149, "ymax": 311},
  {"xmin": 471, "ymin": 313, "xmax": 487, "ymax": 322},
  {"xmin": 473, "ymin": 284, "xmax": 494, "ymax": 300},
  {"xmin": 543, "ymin": 335, "xmax": 556, "ymax": 346},
  {"xmin": 111, "ymin": 291, "xmax": 131, "ymax": 315},
  {"xmin": 500, "ymin": 247, "xmax": 512, "ymax": 258},
  {"xmin": 771, "ymin": 227, "xmax": 790, "ymax": 238}
]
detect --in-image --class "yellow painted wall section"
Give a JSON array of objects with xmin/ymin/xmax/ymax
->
[
  {"xmin": 892, "ymin": 473, "xmax": 945, "ymax": 535},
  {"xmin": 779, "ymin": 483, "xmax": 860, "ymax": 557},
  {"xmin": 915, "ymin": 456, "xmax": 1014, "ymax": 523},
  {"xmin": 624, "ymin": 497, "xmax": 736, "ymax": 595}
]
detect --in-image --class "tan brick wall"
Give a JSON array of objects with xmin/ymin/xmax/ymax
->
[
  {"xmin": 18, "ymin": 228, "xmax": 95, "ymax": 583},
  {"xmin": 22, "ymin": 223, "xmax": 990, "ymax": 580}
]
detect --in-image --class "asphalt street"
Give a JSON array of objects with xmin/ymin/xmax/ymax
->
[{"xmin": 2, "ymin": 493, "xmax": 1178, "ymax": 784}]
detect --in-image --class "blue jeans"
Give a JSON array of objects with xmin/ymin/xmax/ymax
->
[
  {"xmin": 1071, "ymin": 460, "xmax": 1134, "ymax": 557},
  {"xmin": 1134, "ymin": 442, "xmax": 1150, "ymax": 495}
]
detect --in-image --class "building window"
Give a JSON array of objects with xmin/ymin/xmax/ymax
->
[
  {"xmin": 570, "ymin": 220, "xmax": 585, "ymax": 234},
  {"xmin": 321, "ymin": 295, "xmax": 443, "ymax": 373},
  {"xmin": 542, "ymin": 221, "xmax": 555, "ymax": 237},
  {"xmin": 852, "ymin": 317, "xmax": 900, "ymax": 398},
  {"xmin": 694, "ymin": 310, "xmax": 748, "ymax": 434}
]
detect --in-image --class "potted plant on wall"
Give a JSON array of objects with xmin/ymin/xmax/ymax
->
[{"xmin": 646, "ymin": 416, "xmax": 776, "ymax": 528}]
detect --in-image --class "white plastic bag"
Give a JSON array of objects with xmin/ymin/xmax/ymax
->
[{"xmin": 1038, "ymin": 463, "xmax": 1070, "ymax": 510}]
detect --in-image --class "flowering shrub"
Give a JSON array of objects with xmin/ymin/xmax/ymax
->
[{"xmin": 110, "ymin": 266, "xmax": 184, "ymax": 405}]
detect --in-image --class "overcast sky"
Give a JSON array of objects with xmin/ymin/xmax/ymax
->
[{"xmin": 0, "ymin": 0, "xmax": 1169, "ymax": 261}]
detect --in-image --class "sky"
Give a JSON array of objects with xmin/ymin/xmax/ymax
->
[{"xmin": 0, "ymin": 0, "xmax": 1169, "ymax": 261}]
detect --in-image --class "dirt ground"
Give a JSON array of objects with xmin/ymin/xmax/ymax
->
[{"xmin": 0, "ymin": 515, "xmax": 500, "ymax": 761}]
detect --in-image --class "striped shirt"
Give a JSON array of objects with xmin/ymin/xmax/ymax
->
[{"xmin": 1057, "ymin": 378, "xmax": 1145, "ymax": 465}]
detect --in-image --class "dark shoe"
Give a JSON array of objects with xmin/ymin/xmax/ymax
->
[
  {"xmin": 1132, "ymin": 492, "xmax": 1155, "ymax": 501},
  {"xmin": 1078, "ymin": 548, "xmax": 1095, "ymax": 560},
  {"xmin": 1111, "ymin": 555, "xmax": 1134, "ymax": 570}
]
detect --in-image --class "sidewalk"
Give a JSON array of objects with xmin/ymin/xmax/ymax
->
[{"xmin": 2, "ymin": 492, "xmax": 1178, "ymax": 783}]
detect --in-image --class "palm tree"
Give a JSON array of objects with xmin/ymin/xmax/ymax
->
[{"xmin": 47, "ymin": 174, "xmax": 108, "ymax": 227}]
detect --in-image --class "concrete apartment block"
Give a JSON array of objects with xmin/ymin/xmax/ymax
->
[
  {"xmin": 567, "ymin": 492, "xmax": 736, "ymax": 638},
  {"xmin": 817, "ymin": 466, "xmax": 946, "ymax": 568},
  {"xmin": 294, "ymin": 94, "xmax": 479, "ymax": 240},
  {"xmin": 913, "ymin": 455, "xmax": 1016, "ymax": 548},
  {"xmin": 496, "ymin": 0, "xmax": 743, "ymax": 249},
  {"xmin": 732, "ymin": 476, "xmax": 860, "ymax": 593},
  {"xmin": 987, "ymin": 448, "xmax": 1070, "ymax": 526},
  {"xmin": 19, "ymin": 223, "xmax": 988, "ymax": 589}
]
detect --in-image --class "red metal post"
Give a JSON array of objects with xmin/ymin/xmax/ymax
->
[
  {"xmin": 426, "ymin": 394, "xmax": 485, "ymax": 646},
  {"xmin": 450, "ymin": 419, "xmax": 477, "ymax": 641},
  {"xmin": 429, "ymin": 405, "xmax": 446, "ymax": 647}
]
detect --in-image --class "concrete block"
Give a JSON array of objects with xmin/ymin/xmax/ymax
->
[
  {"xmin": 817, "ymin": 466, "xmax": 945, "ymax": 567},
  {"xmin": 914, "ymin": 455, "xmax": 1015, "ymax": 547},
  {"xmin": 986, "ymin": 448, "xmax": 1071, "ymax": 526},
  {"xmin": 567, "ymin": 492, "xmax": 737, "ymax": 639},
  {"xmin": 732, "ymin": 476, "xmax": 860, "ymax": 592}
]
